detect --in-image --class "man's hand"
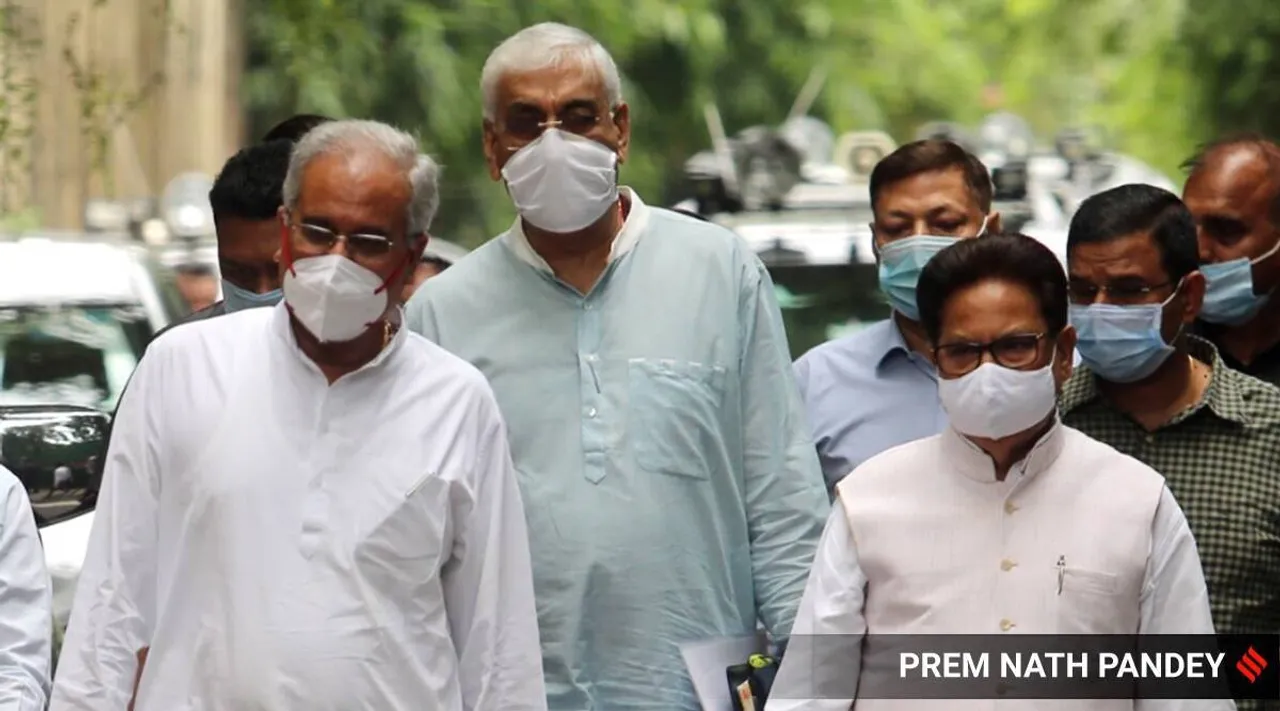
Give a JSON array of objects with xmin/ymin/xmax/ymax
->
[{"xmin": 127, "ymin": 647, "xmax": 149, "ymax": 711}]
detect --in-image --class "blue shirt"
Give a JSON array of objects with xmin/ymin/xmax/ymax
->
[
  {"xmin": 405, "ymin": 191, "xmax": 828, "ymax": 711},
  {"xmin": 793, "ymin": 318, "xmax": 947, "ymax": 492}
]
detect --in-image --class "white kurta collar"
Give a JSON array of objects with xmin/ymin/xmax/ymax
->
[
  {"xmin": 271, "ymin": 301, "xmax": 407, "ymax": 378},
  {"xmin": 939, "ymin": 415, "xmax": 1066, "ymax": 484},
  {"xmin": 502, "ymin": 187, "xmax": 651, "ymax": 274}
]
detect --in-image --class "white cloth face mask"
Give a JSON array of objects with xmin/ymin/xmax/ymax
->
[
  {"xmin": 937, "ymin": 359, "xmax": 1058, "ymax": 439},
  {"xmin": 283, "ymin": 254, "xmax": 390, "ymax": 343},
  {"xmin": 501, "ymin": 128, "xmax": 619, "ymax": 234}
]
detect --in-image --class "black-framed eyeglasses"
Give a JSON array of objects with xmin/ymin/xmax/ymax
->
[
  {"xmin": 1067, "ymin": 279, "xmax": 1173, "ymax": 306},
  {"xmin": 933, "ymin": 332, "xmax": 1049, "ymax": 377},
  {"xmin": 292, "ymin": 222, "xmax": 395, "ymax": 260},
  {"xmin": 501, "ymin": 106, "xmax": 615, "ymax": 143}
]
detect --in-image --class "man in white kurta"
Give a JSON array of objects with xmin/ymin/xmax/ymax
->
[
  {"xmin": 0, "ymin": 464, "xmax": 52, "ymax": 709},
  {"xmin": 49, "ymin": 121, "xmax": 547, "ymax": 711},
  {"xmin": 766, "ymin": 234, "xmax": 1227, "ymax": 711}
]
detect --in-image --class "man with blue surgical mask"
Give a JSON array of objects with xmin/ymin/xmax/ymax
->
[
  {"xmin": 1060, "ymin": 185, "xmax": 1280, "ymax": 709},
  {"xmin": 405, "ymin": 22, "xmax": 828, "ymax": 711},
  {"xmin": 794, "ymin": 139, "xmax": 999, "ymax": 493},
  {"xmin": 1183, "ymin": 136, "xmax": 1280, "ymax": 386},
  {"xmin": 152, "ymin": 116, "xmax": 336, "ymax": 340}
]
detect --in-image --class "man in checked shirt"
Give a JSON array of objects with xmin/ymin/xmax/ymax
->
[{"xmin": 1060, "ymin": 184, "xmax": 1280, "ymax": 711}]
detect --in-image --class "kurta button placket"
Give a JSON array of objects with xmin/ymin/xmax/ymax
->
[
  {"xmin": 300, "ymin": 389, "xmax": 336, "ymax": 558},
  {"xmin": 578, "ymin": 297, "xmax": 607, "ymax": 484}
]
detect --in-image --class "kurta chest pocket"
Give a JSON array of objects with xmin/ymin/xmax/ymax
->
[{"xmin": 628, "ymin": 358, "xmax": 728, "ymax": 480}]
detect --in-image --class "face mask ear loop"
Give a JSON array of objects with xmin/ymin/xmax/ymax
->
[
  {"xmin": 1252, "ymin": 236, "xmax": 1280, "ymax": 266},
  {"xmin": 373, "ymin": 249, "xmax": 413, "ymax": 296},
  {"xmin": 281, "ymin": 221, "xmax": 298, "ymax": 276}
]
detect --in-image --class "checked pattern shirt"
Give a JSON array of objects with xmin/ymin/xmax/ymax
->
[{"xmin": 1061, "ymin": 337, "xmax": 1280, "ymax": 711}]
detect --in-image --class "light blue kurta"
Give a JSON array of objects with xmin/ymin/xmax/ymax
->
[{"xmin": 405, "ymin": 193, "xmax": 829, "ymax": 711}]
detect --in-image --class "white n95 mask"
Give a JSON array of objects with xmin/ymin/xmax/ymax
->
[
  {"xmin": 501, "ymin": 128, "xmax": 619, "ymax": 234},
  {"xmin": 937, "ymin": 360, "xmax": 1058, "ymax": 440},
  {"xmin": 282, "ymin": 254, "xmax": 390, "ymax": 343}
]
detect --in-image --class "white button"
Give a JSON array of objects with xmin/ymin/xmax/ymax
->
[
  {"xmin": 585, "ymin": 354, "xmax": 598, "ymax": 362},
  {"xmin": 1000, "ymin": 559, "xmax": 1016, "ymax": 572},
  {"xmin": 584, "ymin": 303, "xmax": 593, "ymax": 310},
  {"xmin": 1000, "ymin": 618, "xmax": 1015, "ymax": 632},
  {"xmin": 1004, "ymin": 501, "xmax": 1018, "ymax": 514},
  {"xmin": 587, "ymin": 407, "xmax": 597, "ymax": 418}
]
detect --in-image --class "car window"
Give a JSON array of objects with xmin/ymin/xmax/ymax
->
[
  {"xmin": 0, "ymin": 304, "xmax": 151, "ymax": 411},
  {"xmin": 769, "ymin": 264, "xmax": 890, "ymax": 360}
]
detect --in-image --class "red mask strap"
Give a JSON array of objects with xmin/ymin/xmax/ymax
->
[
  {"xmin": 281, "ymin": 222, "xmax": 297, "ymax": 275},
  {"xmin": 373, "ymin": 250, "xmax": 412, "ymax": 296}
]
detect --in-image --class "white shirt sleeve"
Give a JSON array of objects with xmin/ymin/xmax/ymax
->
[
  {"xmin": 765, "ymin": 506, "xmax": 865, "ymax": 711},
  {"xmin": 442, "ymin": 391, "xmax": 547, "ymax": 711},
  {"xmin": 49, "ymin": 355, "xmax": 163, "ymax": 711},
  {"xmin": 1136, "ymin": 485, "xmax": 1235, "ymax": 711},
  {"xmin": 0, "ymin": 467, "xmax": 52, "ymax": 711}
]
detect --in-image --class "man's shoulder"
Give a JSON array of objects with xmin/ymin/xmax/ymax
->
[
  {"xmin": 1217, "ymin": 365, "xmax": 1280, "ymax": 427},
  {"xmin": 395, "ymin": 331, "xmax": 507, "ymax": 431},
  {"xmin": 399, "ymin": 330, "xmax": 487, "ymax": 381},
  {"xmin": 796, "ymin": 320, "xmax": 896, "ymax": 372},
  {"xmin": 834, "ymin": 433, "xmax": 943, "ymax": 491},
  {"xmin": 0, "ymin": 464, "xmax": 24, "ymax": 504},
  {"xmin": 645, "ymin": 207, "xmax": 751, "ymax": 260},
  {"xmin": 408, "ymin": 238, "xmax": 509, "ymax": 307},
  {"xmin": 145, "ymin": 305, "xmax": 273, "ymax": 364},
  {"xmin": 152, "ymin": 301, "xmax": 227, "ymax": 340},
  {"xmin": 1060, "ymin": 425, "xmax": 1166, "ymax": 484}
]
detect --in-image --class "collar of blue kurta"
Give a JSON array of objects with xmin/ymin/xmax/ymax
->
[
  {"xmin": 501, "ymin": 187, "xmax": 651, "ymax": 274},
  {"xmin": 271, "ymin": 301, "xmax": 408, "ymax": 379},
  {"xmin": 939, "ymin": 415, "xmax": 1066, "ymax": 484},
  {"xmin": 873, "ymin": 316, "xmax": 937, "ymax": 377}
]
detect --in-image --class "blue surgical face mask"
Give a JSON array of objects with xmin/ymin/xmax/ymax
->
[
  {"xmin": 1199, "ymin": 239, "xmax": 1280, "ymax": 325},
  {"xmin": 876, "ymin": 216, "xmax": 988, "ymax": 321},
  {"xmin": 1070, "ymin": 286, "xmax": 1182, "ymax": 384},
  {"xmin": 221, "ymin": 278, "xmax": 283, "ymax": 314}
]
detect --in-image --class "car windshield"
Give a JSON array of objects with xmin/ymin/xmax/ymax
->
[
  {"xmin": 0, "ymin": 304, "xmax": 151, "ymax": 411},
  {"xmin": 769, "ymin": 263, "xmax": 890, "ymax": 360}
]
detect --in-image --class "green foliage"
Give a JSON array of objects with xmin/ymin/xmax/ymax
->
[
  {"xmin": 62, "ymin": 0, "xmax": 181, "ymax": 198},
  {"xmin": 0, "ymin": 0, "xmax": 40, "ymax": 216},
  {"xmin": 241, "ymin": 0, "xmax": 1264, "ymax": 244}
]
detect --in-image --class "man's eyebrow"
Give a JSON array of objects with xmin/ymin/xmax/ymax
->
[
  {"xmin": 298, "ymin": 217, "xmax": 390, "ymax": 237},
  {"xmin": 560, "ymin": 98, "xmax": 599, "ymax": 111}
]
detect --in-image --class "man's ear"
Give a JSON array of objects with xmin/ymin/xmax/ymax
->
[
  {"xmin": 276, "ymin": 207, "xmax": 290, "ymax": 265},
  {"xmin": 411, "ymin": 233, "xmax": 430, "ymax": 262},
  {"xmin": 612, "ymin": 103, "xmax": 631, "ymax": 164},
  {"xmin": 987, "ymin": 211, "xmax": 1003, "ymax": 235},
  {"xmin": 1054, "ymin": 325, "xmax": 1077, "ymax": 386},
  {"xmin": 482, "ymin": 120, "xmax": 503, "ymax": 181},
  {"xmin": 1180, "ymin": 270, "xmax": 1206, "ymax": 325}
]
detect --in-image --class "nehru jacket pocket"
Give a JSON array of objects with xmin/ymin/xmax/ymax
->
[
  {"xmin": 627, "ymin": 358, "xmax": 728, "ymax": 481},
  {"xmin": 1055, "ymin": 566, "xmax": 1132, "ymax": 634}
]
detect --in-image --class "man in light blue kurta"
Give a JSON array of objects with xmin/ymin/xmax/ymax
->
[{"xmin": 406, "ymin": 23, "xmax": 828, "ymax": 710}]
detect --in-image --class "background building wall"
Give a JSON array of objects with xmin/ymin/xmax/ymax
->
[{"xmin": 5, "ymin": 0, "xmax": 242, "ymax": 230}]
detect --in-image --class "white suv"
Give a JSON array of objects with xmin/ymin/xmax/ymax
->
[{"xmin": 0, "ymin": 236, "xmax": 182, "ymax": 646}]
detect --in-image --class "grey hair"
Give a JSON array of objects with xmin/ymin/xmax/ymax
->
[
  {"xmin": 282, "ymin": 119, "xmax": 441, "ymax": 236},
  {"xmin": 480, "ymin": 22, "xmax": 623, "ymax": 121}
]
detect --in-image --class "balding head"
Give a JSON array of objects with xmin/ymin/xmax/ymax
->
[{"xmin": 1183, "ymin": 136, "xmax": 1280, "ymax": 276}]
